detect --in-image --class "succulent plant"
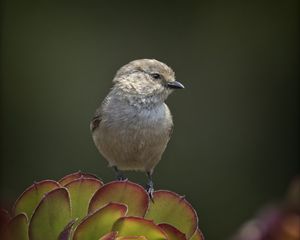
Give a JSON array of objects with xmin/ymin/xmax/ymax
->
[
  {"xmin": 0, "ymin": 171, "xmax": 204, "ymax": 240},
  {"xmin": 233, "ymin": 177, "xmax": 300, "ymax": 240}
]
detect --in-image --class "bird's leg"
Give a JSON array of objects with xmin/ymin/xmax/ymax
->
[
  {"xmin": 113, "ymin": 166, "xmax": 127, "ymax": 181},
  {"xmin": 146, "ymin": 171, "xmax": 154, "ymax": 201}
]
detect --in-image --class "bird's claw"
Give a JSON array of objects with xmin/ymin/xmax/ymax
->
[
  {"xmin": 146, "ymin": 183, "xmax": 154, "ymax": 202},
  {"xmin": 113, "ymin": 166, "xmax": 127, "ymax": 181},
  {"xmin": 116, "ymin": 174, "xmax": 127, "ymax": 181}
]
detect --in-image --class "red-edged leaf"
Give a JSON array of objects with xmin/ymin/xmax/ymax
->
[
  {"xmin": 65, "ymin": 177, "xmax": 103, "ymax": 219},
  {"xmin": 190, "ymin": 229, "xmax": 204, "ymax": 240},
  {"xmin": 29, "ymin": 188, "xmax": 71, "ymax": 240},
  {"xmin": 59, "ymin": 171, "xmax": 101, "ymax": 186},
  {"xmin": 73, "ymin": 203, "xmax": 127, "ymax": 240},
  {"xmin": 112, "ymin": 216, "xmax": 167, "ymax": 240},
  {"xmin": 12, "ymin": 180, "xmax": 60, "ymax": 219},
  {"xmin": 99, "ymin": 232, "xmax": 118, "ymax": 240},
  {"xmin": 58, "ymin": 220, "xmax": 76, "ymax": 240},
  {"xmin": 0, "ymin": 209, "xmax": 10, "ymax": 235},
  {"xmin": 89, "ymin": 181, "xmax": 148, "ymax": 217},
  {"xmin": 3, "ymin": 213, "xmax": 28, "ymax": 240},
  {"xmin": 159, "ymin": 224, "xmax": 187, "ymax": 240},
  {"xmin": 145, "ymin": 190, "xmax": 198, "ymax": 238},
  {"xmin": 116, "ymin": 237, "xmax": 147, "ymax": 240}
]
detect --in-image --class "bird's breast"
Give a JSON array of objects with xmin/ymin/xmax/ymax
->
[
  {"xmin": 103, "ymin": 102, "xmax": 172, "ymax": 132},
  {"xmin": 92, "ymin": 102, "xmax": 173, "ymax": 171}
]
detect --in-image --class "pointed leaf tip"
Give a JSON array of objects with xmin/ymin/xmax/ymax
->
[
  {"xmin": 73, "ymin": 202, "xmax": 127, "ymax": 240},
  {"xmin": 89, "ymin": 181, "xmax": 149, "ymax": 217},
  {"xmin": 12, "ymin": 180, "xmax": 60, "ymax": 220},
  {"xmin": 59, "ymin": 171, "xmax": 102, "ymax": 186},
  {"xmin": 3, "ymin": 213, "xmax": 28, "ymax": 240},
  {"xmin": 145, "ymin": 190, "xmax": 198, "ymax": 238},
  {"xmin": 116, "ymin": 237, "xmax": 148, "ymax": 240},
  {"xmin": 29, "ymin": 188, "xmax": 71, "ymax": 240},
  {"xmin": 0, "ymin": 209, "xmax": 10, "ymax": 234},
  {"xmin": 190, "ymin": 228, "xmax": 205, "ymax": 240},
  {"xmin": 58, "ymin": 220, "xmax": 76, "ymax": 240},
  {"xmin": 112, "ymin": 216, "xmax": 167, "ymax": 240},
  {"xmin": 65, "ymin": 177, "xmax": 103, "ymax": 220},
  {"xmin": 159, "ymin": 224, "xmax": 187, "ymax": 240},
  {"xmin": 99, "ymin": 232, "xmax": 118, "ymax": 240}
]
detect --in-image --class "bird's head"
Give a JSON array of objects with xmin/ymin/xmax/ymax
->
[{"xmin": 112, "ymin": 59, "xmax": 184, "ymax": 105}]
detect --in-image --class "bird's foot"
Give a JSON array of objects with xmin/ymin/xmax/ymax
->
[
  {"xmin": 146, "ymin": 171, "xmax": 154, "ymax": 202},
  {"xmin": 116, "ymin": 173, "xmax": 127, "ymax": 181},
  {"xmin": 113, "ymin": 166, "xmax": 127, "ymax": 181},
  {"xmin": 146, "ymin": 182, "xmax": 154, "ymax": 202}
]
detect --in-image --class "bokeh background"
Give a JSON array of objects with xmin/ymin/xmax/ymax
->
[{"xmin": 1, "ymin": 1, "xmax": 299, "ymax": 239}]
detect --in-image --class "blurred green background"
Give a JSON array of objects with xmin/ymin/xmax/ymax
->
[{"xmin": 1, "ymin": 1, "xmax": 299, "ymax": 239}]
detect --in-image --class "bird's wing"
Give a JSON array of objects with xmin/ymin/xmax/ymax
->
[
  {"xmin": 90, "ymin": 115, "xmax": 101, "ymax": 132},
  {"xmin": 168, "ymin": 123, "xmax": 174, "ymax": 139},
  {"xmin": 90, "ymin": 106, "xmax": 102, "ymax": 132},
  {"xmin": 90, "ymin": 95, "xmax": 111, "ymax": 132}
]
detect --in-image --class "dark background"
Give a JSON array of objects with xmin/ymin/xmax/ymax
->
[{"xmin": 1, "ymin": 1, "xmax": 299, "ymax": 239}]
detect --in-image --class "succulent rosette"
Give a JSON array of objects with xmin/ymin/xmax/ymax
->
[
  {"xmin": 0, "ymin": 172, "xmax": 204, "ymax": 240},
  {"xmin": 233, "ymin": 177, "xmax": 300, "ymax": 240}
]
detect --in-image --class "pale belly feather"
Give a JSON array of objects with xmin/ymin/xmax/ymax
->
[{"xmin": 92, "ymin": 103, "xmax": 172, "ymax": 172}]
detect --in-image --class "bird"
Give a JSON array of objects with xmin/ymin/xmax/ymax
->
[{"xmin": 90, "ymin": 59, "xmax": 184, "ymax": 197}]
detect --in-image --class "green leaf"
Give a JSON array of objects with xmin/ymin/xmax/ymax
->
[
  {"xmin": 145, "ymin": 191, "xmax": 198, "ymax": 238},
  {"xmin": 117, "ymin": 237, "xmax": 147, "ymax": 240},
  {"xmin": 89, "ymin": 181, "xmax": 148, "ymax": 217},
  {"xmin": 3, "ymin": 213, "xmax": 28, "ymax": 240},
  {"xmin": 100, "ymin": 233, "xmax": 148, "ymax": 240},
  {"xmin": 73, "ymin": 202, "xmax": 127, "ymax": 240},
  {"xmin": 13, "ymin": 180, "xmax": 60, "ymax": 219},
  {"xmin": 190, "ymin": 229, "xmax": 204, "ymax": 240},
  {"xmin": 99, "ymin": 232, "xmax": 118, "ymax": 240},
  {"xmin": 59, "ymin": 220, "xmax": 76, "ymax": 240},
  {"xmin": 112, "ymin": 217, "xmax": 167, "ymax": 240},
  {"xmin": 29, "ymin": 188, "xmax": 72, "ymax": 240},
  {"xmin": 65, "ymin": 177, "xmax": 103, "ymax": 219},
  {"xmin": 59, "ymin": 171, "xmax": 101, "ymax": 186},
  {"xmin": 158, "ymin": 224, "xmax": 187, "ymax": 240}
]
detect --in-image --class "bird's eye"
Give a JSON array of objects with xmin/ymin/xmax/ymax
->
[{"xmin": 150, "ymin": 73, "xmax": 161, "ymax": 79}]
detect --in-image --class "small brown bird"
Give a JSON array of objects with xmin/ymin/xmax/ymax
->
[{"xmin": 90, "ymin": 59, "xmax": 184, "ymax": 196}]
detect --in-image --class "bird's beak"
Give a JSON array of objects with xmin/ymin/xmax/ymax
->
[{"xmin": 167, "ymin": 81, "xmax": 185, "ymax": 89}]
